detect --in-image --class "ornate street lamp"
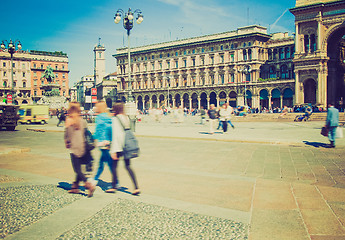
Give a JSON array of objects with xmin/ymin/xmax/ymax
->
[
  {"xmin": 114, "ymin": 8, "xmax": 143, "ymax": 132},
  {"xmin": 114, "ymin": 8, "xmax": 143, "ymax": 103},
  {"xmin": 239, "ymin": 65, "xmax": 251, "ymax": 107},
  {"xmin": 1, "ymin": 39, "xmax": 22, "ymax": 101}
]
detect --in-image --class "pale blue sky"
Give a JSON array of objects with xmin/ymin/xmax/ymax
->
[{"xmin": 1, "ymin": 0, "xmax": 296, "ymax": 86}]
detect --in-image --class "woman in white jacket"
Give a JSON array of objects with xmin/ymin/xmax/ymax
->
[{"xmin": 108, "ymin": 102, "xmax": 140, "ymax": 195}]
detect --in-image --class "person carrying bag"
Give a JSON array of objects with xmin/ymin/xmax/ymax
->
[{"xmin": 109, "ymin": 102, "xmax": 140, "ymax": 195}]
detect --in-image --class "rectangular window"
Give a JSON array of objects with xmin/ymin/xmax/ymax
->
[
  {"xmin": 231, "ymin": 74, "xmax": 235, "ymax": 83},
  {"xmin": 33, "ymin": 63, "xmax": 36, "ymax": 68},
  {"xmin": 211, "ymin": 57, "xmax": 214, "ymax": 65},
  {"xmin": 3, "ymin": 62, "xmax": 6, "ymax": 67},
  {"xmin": 34, "ymin": 72, "xmax": 37, "ymax": 77},
  {"xmin": 202, "ymin": 48, "xmax": 205, "ymax": 53},
  {"xmin": 192, "ymin": 59, "xmax": 196, "ymax": 66},
  {"xmin": 184, "ymin": 50, "xmax": 187, "ymax": 55},
  {"xmin": 167, "ymin": 62, "xmax": 170, "ymax": 69},
  {"xmin": 152, "ymin": 63, "xmax": 155, "ymax": 71},
  {"xmin": 210, "ymin": 47, "xmax": 214, "ymax": 52},
  {"xmin": 175, "ymin": 61, "xmax": 178, "ymax": 68},
  {"xmin": 41, "ymin": 64, "xmax": 44, "ymax": 69},
  {"xmin": 160, "ymin": 62, "xmax": 162, "ymax": 70},
  {"xmin": 175, "ymin": 52, "xmax": 178, "ymax": 56},
  {"xmin": 12, "ymin": 63, "xmax": 15, "ymax": 68},
  {"xmin": 23, "ymin": 72, "xmax": 25, "ymax": 77},
  {"xmin": 231, "ymin": 54, "xmax": 234, "ymax": 62},
  {"xmin": 184, "ymin": 59, "xmax": 187, "ymax": 67},
  {"xmin": 63, "ymin": 73, "xmax": 65, "ymax": 79},
  {"xmin": 220, "ymin": 55, "xmax": 224, "ymax": 63},
  {"xmin": 192, "ymin": 49, "xmax": 195, "ymax": 54},
  {"xmin": 3, "ymin": 71, "xmax": 6, "ymax": 76},
  {"xmin": 22, "ymin": 63, "xmax": 25, "ymax": 69},
  {"xmin": 55, "ymin": 65, "xmax": 58, "ymax": 70},
  {"xmin": 220, "ymin": 74, "xmax": 225, "ymax": 84},
  {"xmin": 34, "ymin": 80, "xmax": 37, "ymax": 86}
]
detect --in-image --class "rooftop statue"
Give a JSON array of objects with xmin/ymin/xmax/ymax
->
[{"xmin": 41, "ymin": 66, "xmax": 55, "ymax": 83}]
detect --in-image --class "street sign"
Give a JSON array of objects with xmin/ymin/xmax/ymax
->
[
  {"xmin": 85, "ymin": 96, "xmax": 92, "ymax": 103},
  {"xmin": 92, "ymin": 96, "xmax": 97, "ymax": 103},
  {"xmin": 91, "ymin": 88, "xmax": 97, "ymax": 95},
  {"xmin": 7, "ymin": 95, "xmax": 12, "ymax": 105}
]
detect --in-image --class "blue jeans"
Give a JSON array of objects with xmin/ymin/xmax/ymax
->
[
  {"xmin": 227, "ymin": 120, "xmax": 234, "ymax": 128},
  {"xmin": 328, "ymin": 126, "xmax": 337, "ymax": 144},
  {"xmin": 94, "ymin": 149, "xmax": 113, "ymax": 181}
]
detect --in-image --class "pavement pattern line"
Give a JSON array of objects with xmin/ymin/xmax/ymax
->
[
  {"xmin": 315, "ymin": 185, "xmax": 345, "ymax": 232},
  {"xmin": 248, "ymin": 178, "xmax": 257, "ymax": 238},
  {"xmin": 290, "ymin": 183, "xmax": 311, "ymax": 240}
]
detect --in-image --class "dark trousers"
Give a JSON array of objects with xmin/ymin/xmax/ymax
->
[
  {"xmin": 112, "ymin": 153, "xmax": 139, "ymax": 190},
  {"xmin": 70, "ymin": 153, "xmax": 87, "ymax": 184},
  {"xmin": 222, "ymin": 121, "xmax": 228, "ymax": 132}
]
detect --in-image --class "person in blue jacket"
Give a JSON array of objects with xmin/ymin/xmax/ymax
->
[
  {"xmin": 325, "ymin": 103, "xmax": 339, "ymax": 148},
  {"xmin": 93, "ymin": 101, "xmax": 117, "ymax": 186}
]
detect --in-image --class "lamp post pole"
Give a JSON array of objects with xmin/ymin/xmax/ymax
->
[
  {"xmin": 114, "ymin": 8, "xmax": 143, "ymax": 103},
  {"xmin": 114, "ymin": 8, "xmax": 143, "ymax": 131},
  {"xmin": 1, "ymin": 40, "xmax": 22, "ymax": 103}
]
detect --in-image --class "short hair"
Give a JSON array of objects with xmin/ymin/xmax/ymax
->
[
  {"xmin": 112, "ymin": 102, "xmax": 124, "ymax": 115},
  {"xmin": 95, "ymin": 101, "xmax": 108, "ymax": 113},
  {"xmin": 68, "ymin": 102, "xmax": 81, "ymax": 115}
]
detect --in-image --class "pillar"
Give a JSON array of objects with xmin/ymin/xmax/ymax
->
[
  {"xmin": 198, "ymin": 97, "xmax": 201, "ymax": 110},
  {"xmin": 280, "ymin": 95, "xmax": 283, "ymax": 108},
  {"xmin": 189, "ymin": 97, "xmax": 192, "ymax": 109},
  {"xmin": 207, "ymin": 97, "xmax": 210, "ymax": 109},
  {"xmin": 172, "ymin": 97, "xmax": 176, "ymax": 108},
  {"xmin": 149, "ymin": 99, "xmax": 152, "ymax": 109},
  {"xmin": 217, "ymin": 97, "xmax": 220, "ymax": 107},
  {"xmin": 295, "ymin": 23, "xmax": 299, "ymax": 53},
  {"xmin": 268, "ymin": 94, "xmax": 272, "ymax": 109}
]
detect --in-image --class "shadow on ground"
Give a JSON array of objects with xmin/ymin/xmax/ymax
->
[
  {"xmin": 303, "ymin": 141, "xmax": 330, "ymax": 148},
  {"xmin": 57, "ymin": 182, "xmax": 87, "ymax": 196},
  {"xmin": 97, "ymin": 179, "xmax": 132, "ymax": 195}
]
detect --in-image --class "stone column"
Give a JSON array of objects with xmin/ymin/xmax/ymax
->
[
  {"xmin": 217, "ymin": 97, "xmax": 220, "ymax": 107},
  {"xmin": 172, "ymin": 97, "xmax": 176, "ymax": 108},
  {"xmin": 280, "ymin": 95, "xmax": 283, "ymax": 108},
  {"xmin": 294, "ymin": 70, "xmax": 300, "ymax": 105},
  {"xmin": 189, "ymin": 97, "xmax": 192, "ymax": 109},
  {"xmin": 198, "ymin": 97, "xmax": 201, "ymax": 110},
  {"xmin": 207, "ymin": 97, "xmax": 210, "ymax": 109},
  {"xmin": 268, "ymin": 94, "xmax": 272, "ymax": 110},
  {"xmin": 149, "ymin": 99, "xmax": 152, "ymax": 109}
]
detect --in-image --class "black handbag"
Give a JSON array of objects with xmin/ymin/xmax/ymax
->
[
  {"xmin": 321, "ymin": 126, "xmax": 329, "ymax": 137},
  {"xmin": 84, "ymin": 128, "xmax": 95, "ymax": 151}
]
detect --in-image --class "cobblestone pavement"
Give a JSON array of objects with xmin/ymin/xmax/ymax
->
[{"xmin": 0, "ymin": 117, "xmax": 345, "ymax": 239}]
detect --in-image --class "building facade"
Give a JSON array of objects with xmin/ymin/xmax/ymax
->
[
  {"xmin": 291, "ymin": 0, "xmax": 345, "ymax": 108},
  {"xmin": 0, "ymin": 49, "xmax": 70, "ymax": 105},
  {"xmin": 75, "ymin": 75, "xmax": 95, "ymax": 104},
  {"xmin": 114, "ymin": 25, "xmax": 295, "ymax": 110},
  {"xmin": 0, "ymin": 50, "xmax": 32, "ymax": 105},
  {"xmin": 30, "ymin": 50, "xmax": 69, "ymax": 102}
]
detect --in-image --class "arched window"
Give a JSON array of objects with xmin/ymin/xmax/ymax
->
[
  {"xmin": 23, "ymin": 81, "xmax": 26, "ymax": 88},
  {"xmin": 269, "ymin": 66, "xmax": 276, "ymax": 78},
  {"xmin": 279, "ymin": 48, "xmax": 284, "ymax": 59},
  {"xmin": 268, "ymin": 49, "xmax": 273, "ymax": 60},
  {"xmin": 273, "ymin": 49, "xmax": 277, "ymax": 60},
  {"xmin": 311, "ymin": 34, "xmax": 316, "ymax": 52},
  {"xmin": 248, "ymin": 49, "xmax": 252, "ymax": 60},
  {"xmin": 304, "ymin": 35, "xmax": 310, "ymax": 53},
  {"xmin": 243, "ymin": 50, "xmax": 247, "ymax": 61},
  {"xmin": 280, "ymin": 65, "xmax": 289, "ymax": 79},
  {"xmin": 285, "ymin": 47, "xmax": 290, "ymax": 58}
]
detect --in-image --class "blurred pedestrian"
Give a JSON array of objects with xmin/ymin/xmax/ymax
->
[
  {"xmin": 109, "ymin": 102, "xmax": 140, "ymax": 195},
  {"xmin": 200, "ymin": 106, "xmax": 206, "ymax": 125},
  {"xmin": 208, "ymin": 104, "xmax": 217, "ymax": 134},
  {"xmin": 219, "ymin": 104, "xmax": 232, "ymax": 133},
  {"xmin": 64, "ymin": 102, "xmax": 95, "ymax": 197},
  {"xmin": 57, "ymin": 108, "xmax": 66, "ymax": 127},
  {"xmin": 325, "ymin": 103, "xmax": 339, "ymax": 148},
  {"xmin": 93, "ymin": 101, "xmax": 116, "ymax": 187}
]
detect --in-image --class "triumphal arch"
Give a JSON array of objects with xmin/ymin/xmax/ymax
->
[{"xmin": 291, "ymin": 0, "xmax": 345, "ymax": 108}]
